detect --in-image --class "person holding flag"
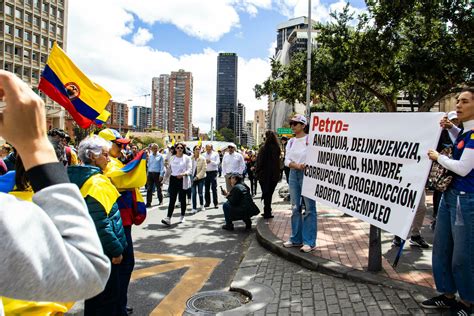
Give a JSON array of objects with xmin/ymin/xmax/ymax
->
[{"xmin": 98, "ymin": 128, "xmax": 147, "ymax": 316}]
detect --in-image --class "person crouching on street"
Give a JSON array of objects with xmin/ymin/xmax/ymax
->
[{"xmin": 221, "ymin": 173, "xmax": 260, "ymax": 231}]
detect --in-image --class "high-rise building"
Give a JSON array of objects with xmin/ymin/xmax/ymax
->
[
  {"xmin": 169, "ymin": 69, "xmax": 193, "ymax": 140},
  {"xmin": 242, "ymin": 120, "xmax": 254, "ymax": 148},
  {"xmin": 253, "ymin": 109, "xmax": 267, "ymax": 146},
  {"xmin": 269, "ymin": 17, "xmax": 317, "ymax": 131},
  {"xmin": 106, "ymin": 100, "xmax": 129, "ymax": 132},
  {"xmin": 131, "ymin": 105, "xmax": 151, "ymax": 132},
  {"xmin": 236, "ymin": 102, "xmax": 245, "ymax": 144},
  {"xmin": 1, "ymin": 0, "xmax": 69, "ymax": 129},
  {"xmin": 151, "ymin": 74, "xmax": 170, "ymax": 131},
  {"xmin": 216, "ymin": 52, "xmax": 238, "ymax": 133}
]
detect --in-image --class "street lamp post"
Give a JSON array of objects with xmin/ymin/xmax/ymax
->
[{"xmin": 306, "ymin": 0, "xmax": 312, "ymax": 117}]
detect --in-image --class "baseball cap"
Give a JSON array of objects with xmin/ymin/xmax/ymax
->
[
  {"xmin": 98, "ymin": 128, "xmax": 130, "ymax": 144},
  {"xmin": 447, "ymin": 111, "xmax": 458, "ymax": 121},
  {"xmin": 290, "ymin": 114, "xmax": 307, "ymax": 125}
]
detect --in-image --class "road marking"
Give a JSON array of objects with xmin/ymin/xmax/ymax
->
[{"xmin": 132, "ymin": 251, "xmax": 222, "ymax": 316}]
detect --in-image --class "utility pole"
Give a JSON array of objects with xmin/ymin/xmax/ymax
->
[
  {"xmin": 210, "ymin": 117, "xmax": 214, "ymax": 141},
  {"xmin": 306, "ymin": 0, "xmax": 312, "ymax": 117}
]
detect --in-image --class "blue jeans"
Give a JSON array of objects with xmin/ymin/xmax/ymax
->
[
  {"xmin": 223, "ymin": 201, "xmax": 232, "ymax": 225},
  {"xmin": 192, "ymin": 179, "xmax": 204, "ymax": 209},
  {"xmin": 432, "ymin": 188, "xmax": 474, "ymax": 303},
  {"xmin": 288, "ymin": 169, "xmax": 317, "ymax": 247}
]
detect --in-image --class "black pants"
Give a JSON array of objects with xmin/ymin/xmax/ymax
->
[
  {"xmin": 118, "ymin": 226, "xmax": 134, "ymax": 316},
  {"xmin": 260, "ymin": 180, "xmax": 278, "ymax": 217},
  {"xmin": 204, "ymin": 171, "xmax": 218, "ymax": 207},
  {"xmin": 84, "ymin": 263, "xmax": 120, "ymax": 316},
  {"xmin": 284, "ymin": 166, "xmax": 290, "ymax": 184},
  {"xmin": 146, "ymin": 172, "xmax": 163, "ymax": 205},
  {"xmin": 167, "ymin": 176, "xmax": 187, "ymax": 217},
  {"xmin": 249, "ymin": 176, "xmax": 258, "ymax": 196}
]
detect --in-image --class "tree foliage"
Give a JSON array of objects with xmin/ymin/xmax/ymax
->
[
  {"xmin": 219, "ymin": 127, "xmax": 235, "ymax": 142},
  {"xmin": 256, "ymin": 1, "xmax": 473, "ymax": 113}
]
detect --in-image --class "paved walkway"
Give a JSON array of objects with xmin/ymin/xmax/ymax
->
[
  {"xmin": 230, "ymin": 238, "xmax": 446, "ymax": 315},
  {"xmin": 265, "ymin": 191, "xmax": 436, "ymax": 290}
]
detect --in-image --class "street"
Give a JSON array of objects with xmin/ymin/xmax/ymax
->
[{"xmin": 129, "ymin": 176, "xmax": 253, "ymax": 315}]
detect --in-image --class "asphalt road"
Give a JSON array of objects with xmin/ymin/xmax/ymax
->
[{"xmin": 129, "ymin": 176, "xmax": 258, "ymax": 315}]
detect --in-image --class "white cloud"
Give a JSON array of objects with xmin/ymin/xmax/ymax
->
[
  {"xmin": 277, "ymin": 0, "xmax": 365, "ymax": 23},
  {"xmin": 67, "ymin": 0, "xmax": 269, "ymax": 133},
  {"xmin": 132, "ymin": 27, "xmax": 153, "ymax": 46}
]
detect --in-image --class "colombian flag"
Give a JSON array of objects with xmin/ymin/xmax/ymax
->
[
  {"xmin": 38, "ymin": 42, "xmax": 111, "ymax": 128},
  {"xmin": 94, "ymin": 109, "xmax": 111, "ymax": 126},
  {"xmin": 105, "ymin": 151, "xmax": 147, "ymax": 225}
]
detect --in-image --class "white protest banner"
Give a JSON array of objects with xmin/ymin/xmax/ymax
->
[{"xmin": 301, "ymin": 112, "xmax": 445, "ymax": 239}]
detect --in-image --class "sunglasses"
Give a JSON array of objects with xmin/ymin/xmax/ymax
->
[
  {"xmin": 176, "ymin": 147, "xmax": 184, "ymax": 150},
  {"xmin": 289, "ymin": 121, "xmax": 300, "ymax": 126}
]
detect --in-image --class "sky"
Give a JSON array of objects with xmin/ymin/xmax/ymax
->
[{"xmin": 67, "ymin": 0, "xmax": 366, "ymax": 132}]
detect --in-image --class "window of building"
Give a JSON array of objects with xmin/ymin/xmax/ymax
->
[
  {"xmin": 4, "ymin": 43, "xmax": 13, "ymax": 54},
  {"xmin": 5, "ymin": 4, "xmax": 13, "ymax": 16},
  {"xmin": 40, "ymin": 54, "xmax": 47, "ymax": 63},
  {"xmin": 42, "ymin": 2, "xmax": 49, "ymax": 13},
  {"xmin": 57, "ymin": 9, "xmax": 63, "ymax": 20},
  {"xmin": 32, "ymin": 69, "xmax": 39, "ymax": 79},
  {"xmin": 15, "ymin": 8, "xmax": 22, "ymax": 19},
  {"xmin": 57, "ymin": 26, "xmax": 63, "ymax": 36},
  {"xmin": 4, "ymin": 63, "xmax": 13, "ymax": 72},
  {"xmin": 32, "ymin": 50, "xmax": 39, "ymax": 61},
  {"xmin": 14, "ymin": 27, "xmax": 23, "ymax": 38},
  {"xmin": 33, "ymin": 33, "xmax": 40, "ymax": 44},
  {"xmin": 42, "ymin": 37, "xmax": 47, "ymax": 46},
  {"xmin": 50, "ymin": 5, "xmax": 56, "ymax": 16},
  {"xmin": 23, "ymin": 67, "xmax": 31, "ymax": 76},
  {"xmin": 49, "ymin": 23, "xmax": 55, "ymax": 34},
  {"xmin": 25, "ymin": 31, "xmax": 32, "ymax": 41},
  {"xmin": 5, "ymin": 24, "xmax": 13, "ymax": 35},
  {"xmin": 25, "ymin": 12, "xmax": 32, "ymax": 23},
  {"xmin": 33, "ymin": 0, "xmax": 40, "ymax": 9},
  {"xmin": 33, "ymin": 15, "xmax": 40, "ymax": 27},
  {"xmin": 25, "ymin": 0, "xmax": 33, "ymax": 6},
  {"xmin": 14, "ymin": 46, "xmax": 22, "ymax": 56},
  {"xmin": 41, "ymin": 20, "xmax": 48, "ymax": 29},
  {"xmin": 49, "ymin": 39, "xmax": 54, "ymax": 48},
  {"xmin": 23, "ymin": 49, "xmax": 31, "ymax": 58},
  {"xmin": 14, "ymin": 65, "xmax": 22, "ymax": 76}
]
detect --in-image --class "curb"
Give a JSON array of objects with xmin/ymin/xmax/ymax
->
[{"xmin": 256, "ymin": 218, "xmax": 438, "ymax": 298}]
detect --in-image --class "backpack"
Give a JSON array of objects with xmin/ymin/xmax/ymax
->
[{"xmin": 428, "ymin": 146, "xmax": 453, "ymax": 192}]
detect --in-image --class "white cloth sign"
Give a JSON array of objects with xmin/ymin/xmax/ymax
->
[{"xmin": 302, "ymin": 112, "xmax": 445, "ymax": 239}]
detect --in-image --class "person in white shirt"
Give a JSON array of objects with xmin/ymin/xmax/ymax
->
[
  {"xmin": 203, "ymin": 144, "xmax": 220, "ymax": 208},
  {"xmin": 283, "ymin": 114, "xmax": 318, "ymax": 253},
  {"xmin": 221, "ymin": 143, "xmax": 246, "ymax": 192},
  {"xmin": 161, "ymin": 143, "xmax": 192, "ymax": 226}
]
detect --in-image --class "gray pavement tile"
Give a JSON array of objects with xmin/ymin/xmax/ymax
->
[
  {"xmin": 328, "ymin": 304, "xmax": 341, "ymax": 314},
  {"xmin": 378, "ymin": 300, "xmax": 395, "ymax": 310}
]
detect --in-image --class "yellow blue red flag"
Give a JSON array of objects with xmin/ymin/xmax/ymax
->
[{"xmin": 38, "ymin": 42, "xmax": 111, "ymax": 128}]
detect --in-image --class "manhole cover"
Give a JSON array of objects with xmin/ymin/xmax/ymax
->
[{"xmin": 185, "ymin": 291, "xmax": 248, "ymax": 315}]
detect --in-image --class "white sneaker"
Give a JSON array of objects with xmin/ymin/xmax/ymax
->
[
  {"xmin": 179, "ymin": 216, "xmax": 185, "ymax": 223},
  {"xmin": 176, "ymin": 203, "xmax": 180, "ymax": 208},
  {"xmin": 300, "ymin": 245, "xmax": 316, "ymax": 253},
  {"xmin": 161, "ymin": 217, "xmax": 171, "ymax": 226},
  {"xmin": 190, "ymin": 209, "xmax": 198, "ymax": 214},
  {"xmin": 200, "ymin": 206, "xmax": 206, "ymax": 211},
  {"xmin": 283, "ymin": 241, "xmax": 303, "ymax": 248}
]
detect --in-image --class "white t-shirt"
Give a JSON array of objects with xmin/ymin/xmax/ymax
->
[
  {"xmin": 170, "ymin": 156, "xmax": 189, "ymax": 176},
  {"xmin": 284, "ymin": 135, "xmax": 308, "ymax": 167}
]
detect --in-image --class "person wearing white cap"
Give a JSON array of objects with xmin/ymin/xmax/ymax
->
[
  {"xmin": 221, "ymin": 143, "xmax": 246, "ymax": 192},
  {"xmin": 283, "ymin": 114, "xmax": 318, "ymax": 253},
  {"xmin": 429, "ymin": 110, "xmax": 462, "ymax": 231}
]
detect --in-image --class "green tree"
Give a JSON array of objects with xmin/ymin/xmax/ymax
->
[
  {"xmin": 219, "ymin": 127, "xmax": 235, "ymax": 142},
  {"xmin": 209, "ymin": 130, "xmax": 225, "ymax": 141},
  {"xmin": 256, "ymin": 1, "xmax": 474, "ymax": 112}
]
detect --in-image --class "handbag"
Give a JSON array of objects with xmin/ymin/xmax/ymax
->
[{"xmin": 428, "ymin": 146, "xmax": 453, "ymax": 192}]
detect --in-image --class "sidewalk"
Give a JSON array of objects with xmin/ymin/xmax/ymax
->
[{"xmin": 255, "ymin": 188, "xmax": 437, "ymax": 296}]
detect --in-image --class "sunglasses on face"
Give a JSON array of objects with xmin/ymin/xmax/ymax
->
[
  {"xmin": 176, "ymin": 147, "xmax": 184, "ymax": 150},
  {"xmin": 289, "ymin": 122, "xmax": 300, "ymax": 126}
]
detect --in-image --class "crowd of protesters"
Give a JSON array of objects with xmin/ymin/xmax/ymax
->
[{"xmin": 1, "ymin": 68, "xmax": 472, "ymax": 316}]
